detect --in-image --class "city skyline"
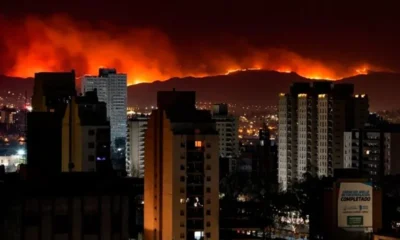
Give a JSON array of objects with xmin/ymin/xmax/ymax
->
[{"xmin": 1, "ymin": 2, "xmax": 400, "ymax": 239}]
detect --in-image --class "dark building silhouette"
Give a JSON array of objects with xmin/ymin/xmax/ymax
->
[
  {"xmin": 212, "ymin": 103, "xmax": 228, "ymax": 116},
  {"xmin": 237, "ymin": 124, "xmax": 278, "ymax": 185},
  {"xmin": 255, "ymin": 124, "xmax": 278, "ymax": 184},
  {"xmin": 219, "ymin": 157, "xmax": 230, "ymax": 179},
  {"xmin": 156, "ymin": 89, "xmax": 196, "ymax": 111},
  {"xmin": 27, "ymin": 112, "xmax": 62, "ymax": 174},
  {"xmin": 31, "ymin": 71, "xmax": 76, "ymax": 114},
  {"xmin": 27, "ymin": 71, "xmax": 76, "ymax": 175},
  {"xmin": 254, "ymin": 124, "xmax": 271, "ymax": 176},
  {"xmin": 61, "ymin": 90, "xmax": 112, "ymax": 173},
  {"xmin": 0, "ymin": 172, "xmax": 144, "ymax": 240},
  {"xmin": 27, "ymin": 71, "xmax": 112, "ymax": 174}
]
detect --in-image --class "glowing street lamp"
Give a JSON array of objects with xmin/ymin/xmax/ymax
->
[{"xmin": 17, "ymin": 149, "xmax": 25, "ymax": 156}]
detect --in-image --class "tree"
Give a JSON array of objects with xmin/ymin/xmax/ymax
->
[{"xmin": 291, "ymin": 173, "xmax": 334, "ymax": 239}]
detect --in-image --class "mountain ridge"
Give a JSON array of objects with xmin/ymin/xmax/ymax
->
[{"xmin": 0, "ymin": 70, "xmax": 398, "ymax": 111}]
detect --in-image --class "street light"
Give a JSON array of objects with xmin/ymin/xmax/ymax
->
[{"xmin": 17, "ymin": 149, "xmax": 25, "ymax": 156}]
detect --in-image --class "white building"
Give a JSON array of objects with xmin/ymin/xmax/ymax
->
[
  {"xmin": 317, "ymin": 94, "xmax": 329, "ymax": 177},
  {"xmin": 211, "ymin": 104, "xmax": 239, "ymax": 158},
  {"xmin": 126, "ymin": 114, "xmax": 148, "ymax": 177},
  {"xmin": 82, "ymin": 68, "xmax": 127, "ymax": 164},
  {"xmin": 278, "ymin": 82, "xmax": 369, "ymax": 191},
  {"xmin": 297, "ymin": 93, "xmax": 309, "ymax": 181}
]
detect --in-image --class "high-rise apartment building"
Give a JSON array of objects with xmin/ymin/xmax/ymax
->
[
  {"xmin": 31, "ymin": 71, "xmax": 76, "ymax": 113},
  {"xmin": 126, "ymin": 114, "xmax": 149, "ymax": 177},
  {"xmin": 343, "ymin": 125, "xmax": 400, "ymax": 182},
  {"xmin": 82, "ymin": 68, "xmax": 127, "ymax": 168},
  {"xmin": 28, "ymin": 71, "xmax": 112, "ymax": 174},
  {"xmin": 28, "ymin": 71, "xmax": 76, "ymax": 174},
  {"xmin": 144, "ymin": 90, "xmax": 219, "ymax": 240},
  {"xmin": 211, "ymin": 104, "xmax": 239, "ymax": 158},
  {"xmin": 278, "ymin": 82, "xmax": 369, "ymax": 190},
  {"xmin": 61, "ymin": 90, "xmax": 111, "ymax": 173}
]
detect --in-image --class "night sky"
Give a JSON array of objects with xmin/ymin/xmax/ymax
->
[{"xmin": 0, "ymin": 0, "xmax": 399, "ymax": 83}]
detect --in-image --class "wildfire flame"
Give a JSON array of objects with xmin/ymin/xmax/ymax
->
[
  {"xmin": 225, "ymin": 67, "xmax": 262, "ymax": 75},
  {"xmin": 355, "ymin": 66, "xmax": 369, "ymax": 75},
  {"xmin": 0, "ymin": 15, "xmax": 387, "ymax": 85}
]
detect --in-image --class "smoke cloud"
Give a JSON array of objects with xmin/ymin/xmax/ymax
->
[{"xmin": 0, "ymin": 15, "xmax": 387, "ymax": 85}]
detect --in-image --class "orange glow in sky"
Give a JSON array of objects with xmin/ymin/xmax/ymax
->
[{"xmin": 2, "ymin": 15, "xmax": 385, "ymax": 85}]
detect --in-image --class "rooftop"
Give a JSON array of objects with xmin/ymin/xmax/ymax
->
[{"xmin": 0, "ymin": 171, "xmax": 143, "ymax": 196}]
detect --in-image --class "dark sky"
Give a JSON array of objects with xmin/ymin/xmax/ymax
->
[{"xmin": 1, "ymin": 0, "xmax": 400, "ymax": 73}]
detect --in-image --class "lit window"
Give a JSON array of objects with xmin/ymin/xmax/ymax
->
[{"xmin": 195, "ymin": 141, "xmax": 202, "ymax": 147}]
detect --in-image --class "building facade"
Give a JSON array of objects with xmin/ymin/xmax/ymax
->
[
  {"xmin": 28, "ymin": 71, "xmax": 76, "ymax": 174},
  {"xmin": 81, "ymin": 68, "xmax": 127, "ymax": 168},
  {"xmin": 343, "ymin": 127, "xmax": 400, "ymax": 182},
  {"xmin": 211, "ymin": 104, "xmax": 239, "ymax": 158},
  {"xmin": 61, "ymin": 90, "xmax": 111, "ymax": 173},
  {"xmin": 126, "ymin": 114, "xmax": 149, "ymax": 177},
  {"xmin": 144, "ymin": 90, "xmax": 219, "ymax": 240},
  {"xmin": 0, "ymin": 107, "xmax": 16, "ymax": 124},
  {"xmin": 0, "ymin": 173, "xmax": 144, "ymax": 240},
  {"xmin": 278, "ymin": 82, "xmax": 369, "ymax": 190}
]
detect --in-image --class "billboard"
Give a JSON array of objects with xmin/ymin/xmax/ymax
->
[{"xmin": 338, "ymin": 182, "xmax": 373, "ymax": 228}]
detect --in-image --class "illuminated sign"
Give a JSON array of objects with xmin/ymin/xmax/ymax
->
[{"xmin": 338, "ymin": 182, "xmax": 373, "ymax": 228}]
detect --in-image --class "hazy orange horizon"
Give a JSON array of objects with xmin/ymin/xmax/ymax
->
[{"xmin": 0, "ymin": 15, "xmax": 389, "ymax": 85}]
